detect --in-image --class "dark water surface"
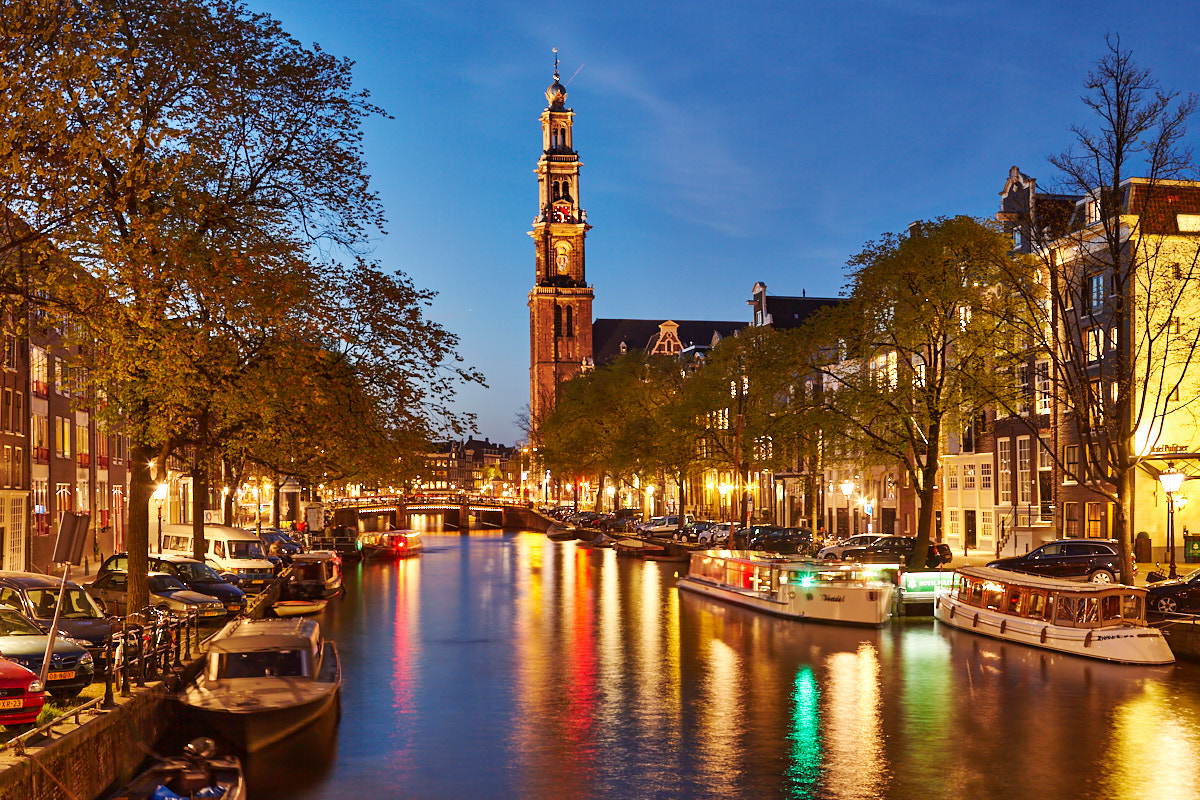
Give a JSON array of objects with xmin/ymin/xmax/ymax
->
[{"xmin": 243, "ymin": 531, "xmax": 1200, "ymax": 800}]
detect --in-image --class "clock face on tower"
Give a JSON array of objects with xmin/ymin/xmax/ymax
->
[{"xmin": 552, "ymin": 204, "xmax": 571, "ymax": 223}]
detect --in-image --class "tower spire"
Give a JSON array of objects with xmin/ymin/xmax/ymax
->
[{"xmin": 553, "ymin": 47, "xmax": 559, "ymax": 80}]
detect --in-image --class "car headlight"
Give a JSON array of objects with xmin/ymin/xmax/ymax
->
[
  {"xmin": 27, "ymin": 679, "xmax": 43, "ymax": 693},
  {"xmin": 79, "ymin": 652, "xmax": 93, "ymax": 666}
]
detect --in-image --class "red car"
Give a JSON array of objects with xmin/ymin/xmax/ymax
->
[{"xmin": 0, "ymin": 657, "xmax": 46, "ymax": 735}]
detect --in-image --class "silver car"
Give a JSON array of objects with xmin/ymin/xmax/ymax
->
[
  {"xmin": 817, "ymin": 534, "xmax": 883, "ymax": 560},
  {"xmin": 86, "ymin": 571, "xmax": 227, "ymax": 619}
]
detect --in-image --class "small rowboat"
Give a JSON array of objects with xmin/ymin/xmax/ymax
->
[
  {"xmin": 272, "ymin": 599, "xmax": 328, "ymax": 617},
  {"xmin": 106, "ymin": 737, "xmax": 246, "ymax": 800}
]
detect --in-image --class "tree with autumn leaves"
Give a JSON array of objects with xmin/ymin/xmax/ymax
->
[{"xmin": 0, "ymin": 0, "xmax": 480, "ymax": 614}]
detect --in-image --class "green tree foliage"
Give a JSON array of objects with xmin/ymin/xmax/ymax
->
[
  {"xmin": 0, "ymin": 0, "xmax": 481, "ymax": 612},
  {"xmin": 807, "ymin": 216, "xmax": 1034, "ymax": 568}
]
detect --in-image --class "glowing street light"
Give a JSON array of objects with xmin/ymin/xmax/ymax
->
[
  {"xmin": 153, "ymin": 483, "xmax": 168, "ymax": 553},
  {"xmin": 839, "ymin": 479, "xmax": 855, "ymax": 538},
  {"xmin": 1159, "ymin": 466, "xmax": 1186, "ymax": 579}
]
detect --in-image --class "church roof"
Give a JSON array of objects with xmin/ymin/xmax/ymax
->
[{"xmin": 592, "ymin": 318, "xmax": 747, "ymax": 365}]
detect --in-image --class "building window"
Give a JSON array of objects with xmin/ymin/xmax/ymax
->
[
  {"xmin": 1064, "ymin": 445, "xmax": 1079, "ymax": 482},
  {"xmin": 1086, "ymin": 328, "xmax": 1103, "ymax": 363},
  {"xmin": 980, "ymin": 462, "xmax": 993, "ymax": 490},
  {"xmin": 54, "ymin": 416, "xmax": 70, "ymax": 459},
  {"xmin": 31, "ymin": 348, "xmax": 47, "ymax": 396},
  {"xmin": 76, "ymin": 424, "xmax": 89, "ymax": 466},
  {"xmin": 998, "ymin": 439, "xmax": 1012, "ymax": 504},
  {"xmin": 948, "ymin": 464, "xmax": 958, "ymax": 490},
  {"xmin": 1064, "ymin": 502, "xmax": 1081, "ymax": 537},
  {"xmin": 1087, "ymin": 502, "xmax": 1104, "ymax": 537},
  {"xmin": 964, "ymin": 463, "xmax": 976, "ymax": 490},
  {"xmin": 1090, "ymin": 273, "xmax": 1105, "ymax": 311},
  {"xmin": 12, "ymin": 447, "xmax": 21, "ymax": 490},
  {"xmin": 949, "ymin": 509, "xmax": 960, "ymax": 539},
  {"xmin": 1016, "ymin": 365, "xmax": 1030, "ymax": 415},
  {"xmin": 1109, "ymin": 326, "xmax": 1118, "ymax": 351},
  {"xmin": 1017, "ymin": 437, "xmax": 1032, "ymax": 505},
  {"xmin": 981, "ymin": 510, "xmax": 993, "ymax": 540},
  {"xmin": 1035, "ymin": 360, "xmax": 1051, "ymax": 414}
]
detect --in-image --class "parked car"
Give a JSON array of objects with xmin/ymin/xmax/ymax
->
[
  {"xmin": 0, "ymin": 607, "xmax": 94, "ymax": 699},
  {"xmin": 745, "ymin": 525, "xmax": 784, "ymax": 549},
  {"xmin": 842, "ymin": 536, "xmax": 953, "ymax": 568},
  {"xmin": 259, "ymin": 529, "xmax": 304, "ymax": 562},
  {"xmin": 673, "ymin": 521, "xmax": 714, "ymax": 543},
  {"xmin": 751, "ymin": 527, "xmax": 815, "ymax": 555},
  {"xmin": 698, "ymin": 522, "xmax": 738, "ymax": 546},
  {"xmin": 86, "ymin": 572, "xmax": 227, "ymax": 621},
  {"xmin": 640, "ymin": 515, "xmax": 693, "ymax": 537},
  {"xmin": 0, "ymin": 657, "xmax": 45, "ymax": 734},
  {"xmin": 96, "ymin": 554, "xmax": 246, "ymax": 616},
  {"xmin": 0, "ymin": 572, "xmax": 114, "ymax": 663},
  {"xmin": 1144, "ymin": 567, "xmax": 1200, "ymax": 613},
  {"xmin": 817, "ymin": 535, "xmax": 884, "ymax": 560},
  {"xmin": 986, "ymin": 538, "xmax": 1131, "ymax": 583}
]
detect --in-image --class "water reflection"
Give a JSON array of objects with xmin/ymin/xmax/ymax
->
[{"xmin": 241, "ymin": 532, "xmax": 1200, "ymax": 800}]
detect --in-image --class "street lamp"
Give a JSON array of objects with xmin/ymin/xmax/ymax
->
[
  {"xmin": 1159, "ymin": 466, "xmax": 1186, "ymax": 579},
  {"xmin": 606, "ymin": 484, "xmax": 616, "ymax": 511},
  {"xmin": 839, "ymin": 479, "xmax": 855, "ymax": 538},
  {"xmin": 153, "ymin": 483, "xmax": 168, "ymax": 553}
]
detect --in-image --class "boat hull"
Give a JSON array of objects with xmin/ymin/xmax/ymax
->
[
  {"xmin": 272, "ymin": 599, "xmax": 328, "ymax": 617},
  {"xmin": 181, "ymin": 642, "xmax": 342, "ymax": 752},
  {"xmin": 678, "ymin": 575, "xmax": 894, "ymax": 626},
  {"xmin": 934, "ymin": 591, "xmax": 1174, "ymax": 665}
]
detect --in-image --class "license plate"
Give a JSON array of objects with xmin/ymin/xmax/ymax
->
[
  {"xmin": 202, "ymin": 610, "xmax": 222, "ymax": 617},
  {"xmin": 248, "ymin": 579, "xmax": 265, "ymax": 585},
  {"xmin": 0, "ymin": 698, "xmax": 23, "ymax": 709},
  {"xmin": 47, "ymin": 670, "xmax": 74, "ymax": 681}
]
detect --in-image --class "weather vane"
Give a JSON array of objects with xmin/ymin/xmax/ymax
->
[{"xmin": 553, "ymin": 47, "xmax": 559, "ymax": 79}]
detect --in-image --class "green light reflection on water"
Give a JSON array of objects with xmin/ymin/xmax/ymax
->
[{"xmin": 786, "ymin": 664, "xmax": 822, "ymax": 799}]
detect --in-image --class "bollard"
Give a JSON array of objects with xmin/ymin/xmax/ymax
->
[
  {"xmin": 120, "ymin": 630, "xmax": 131, "ymax": 697},
  {"xmin": 184, "ymin": 610, "xmax": 193, "ymax": 660},
  {"xmin": 173, "ymin": 614, "xmax": 182, "ymax": 669},
  {"xmin": 102, "ymin": 637, "xmax": 115, "ymax": 708},
  {"xmin": 134, "ymin": 624, "xmax": 146, "ymax": 687}
]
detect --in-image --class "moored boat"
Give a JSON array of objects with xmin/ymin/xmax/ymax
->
[
  {"xmin": 934, "ymin": 566, "xmax": 1174, "ymax": 665},
  {"xmin": 179, "ymin": 617, "xmax": 342, "ymax": 752},
  {"xmin": 106, "ymin": 737, "xmax": 246, "ymax": 800},
  {"xmin": 285, "ymin": 550, "xmax": 343, "ymax": 599},
  {"xmin": 272, "ymin": 598, "xmax": 328, "ymax": 617},
  {"xmin": 358, "ymin": 529, "xmax": 423, "ymax": 559},
  {"xmin": 677, "ymin": 551, "xmax": 895, "ymax": 626}
]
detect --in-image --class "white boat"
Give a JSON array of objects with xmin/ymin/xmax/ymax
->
[
  {"xmin": 934, "ymin": 566, "xmax": 1174, "ymax": 665},
  {"xmin": 179, "ymin": 617, "xmax": 341, "ymax": 752},
  {"xmin": 677, "ymin": 551, "xmax": 896, "ymax": 626},
  {"xmin": 358, "ymin": 529, "xmax": 424, "ymax": 559},
  {"xmin": 286, "ymin": 550, "xmax": 343, "ymax": 598}
]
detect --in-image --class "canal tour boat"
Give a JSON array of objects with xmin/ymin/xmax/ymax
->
[
  {"xmin": 179, "ymin": 617, "xmax": 342, "ymax": 752},
  {"xmin": 358, "ymin": 529, "xmax": 424, "ymax": 559},
  {"xmin": 934, "ymin": 566, "xmax": 1174, "ymax": 665},
  {"xmin": 677, "ymin": 551, "xmax": 896, "ymax": 626}
]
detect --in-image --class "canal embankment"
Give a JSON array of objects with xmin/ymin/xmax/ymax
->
[{"xmin": 0, "ymin": 573, "xmax": 285, "ymax": 800}]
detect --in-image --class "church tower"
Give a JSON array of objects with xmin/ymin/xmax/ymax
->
[{"xmin": 529, "ymin": 55, "xmax": 594, "ymax": 427}]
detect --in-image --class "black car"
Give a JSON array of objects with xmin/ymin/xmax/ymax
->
[
  {"xmin": 751, "ymin": 527, "xmax": 815, "ymax": 555},
  {"xmin": 0, "ymin": 571, "xmax": 115, "ymax": 663},
  {"xmin": 1146, "ymin": 568, "xmax": 1200, "ymax": 613},
  {"xmin": 986, "ymin": 538, "xmax": 1129, "ymax": 583},
  {"xmin": 259, "ymin": 529, "xmax": 303, "ymax": 563},
  {"xmin": 842, "ymin": 536, "xmax": 952, "ymax": 568},
  {"xmin": 97, "ymin": 554, "xmax": 247, "ymax": 615}
]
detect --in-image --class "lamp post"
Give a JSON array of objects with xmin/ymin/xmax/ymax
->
[
  {"xmin": 1159, "ymin": 466, "xmax": 1186, "ymax": 579},
  {"xmin": 839, "ymin": 479, "xmax": 855, "ymax": 538},
  {"xmin": 152, "ymin": 483, "xmax": 168, "ymax": 554}
]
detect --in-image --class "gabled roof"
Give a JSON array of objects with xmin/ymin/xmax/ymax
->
[
  {"xmin": 757, "ymin": 295, "xmax": 843, "ymax": 329},
  {"xmin": 592, "ymin": 318, "xmax": 746, "ymax": 365}
]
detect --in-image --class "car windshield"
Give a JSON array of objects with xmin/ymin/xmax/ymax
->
[
  {"xmin": 148, "ymin": 575, "xmax": 188, "ymax": 593},
  {"xmin": 171, "ymin": 561, "xmax": 224, "ymax": 582},
  {"xmin": 0, "ymin": 608, "xmax": 44, "ymax": 636},
  {"xmin": 229, "ymin": 541, "xmax": 266, "ymax": 560},
  {"xmin": 26, "ymin": 588, "xmax": 104, "ymax": 619}
]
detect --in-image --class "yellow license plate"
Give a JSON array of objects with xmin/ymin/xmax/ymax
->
[
  {"xmin": 202, "ymin": 610, "xmax": 222, "ymax": 616},
  {"xmin": 0, "ymin": 698, "xmax": 23, "ymax": 709},
  {"xmin": 47, "ymin": 670, "xmax": 74, "ymax": 681}
]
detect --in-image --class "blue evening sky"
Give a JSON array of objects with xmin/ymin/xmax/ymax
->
[{"xmin": 255, "ymin": 0, "xmax": 1200, "ymax": 445}]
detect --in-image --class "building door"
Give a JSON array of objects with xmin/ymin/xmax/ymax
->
[
  {"xmin": 965, "ymin": 510, "xmax": 977, "ymax": 548},
  {"xmin": 881, "ymin": 508, "xmax": 897, "ymax": 536},
  {"xmin": 836, "ymin": 507, "xmax": 849, "ymax": 538}
]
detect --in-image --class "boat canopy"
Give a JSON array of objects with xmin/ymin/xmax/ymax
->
[
  {"xmin": 956, "ymin": 566, "xmax": 1148, "ymax": 596},
  {"xmin": 951, "ymin": 566, "xmax": 1148, "ymax": 627}
]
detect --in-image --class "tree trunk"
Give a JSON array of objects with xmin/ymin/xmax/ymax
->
[
  {"xmin": 192, "ymin": 457, "xmax": 208, "ymax": 563},
  {"xmin": 909, "ymin": 429, "xmax": 940, "ymax": 570},
  {"xmin": 272, "ymin": 474, "xmax": 281, "ymax": 529},
  {"xmin": 1118, "ymin": 466, "xmax": 1135, "ymax": 583},
  {"xmin": 125, "ymin": 441, "xmax": 154, "ymax": 617}
]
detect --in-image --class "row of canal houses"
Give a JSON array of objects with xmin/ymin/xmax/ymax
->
[{"xmin": 760, "ymin": 166, "xmax": 1200, "ymax": 563}]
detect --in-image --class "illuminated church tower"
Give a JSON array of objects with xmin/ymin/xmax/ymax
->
[{"xmin": 529, "ymin": 54, "xmax": 594, "ymax": 426}]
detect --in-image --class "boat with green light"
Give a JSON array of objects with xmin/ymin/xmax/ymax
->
[{"xmin": 677, "ymin": 552, "xmax": 895, "ymax": 626}]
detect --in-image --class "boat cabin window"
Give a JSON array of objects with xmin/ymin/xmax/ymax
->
[
  {"xmin": 293, "ymin": 562, "xmax": 325, "ymax": 582},
  {"xmin": 1026, "ymin": 591, "xmax": 1047, "ymax": 620},
  {"xmin": 1122, "ymin": 593, "xmax": 1143, "ymax": 622},
  {"xmin": 1055, "ymin": 596, "xmax": 1077, "ymax": 625},
  {"xmin": 212, "ymin": 648, "xmax": 310, "ymax": 680},
  {"xmin": 983, "ymin": 585, "xmax": 1004, "ymax": 612},
  {"xmin": 1005, "ymin": 587, "xmax": 1022, "ymax": 615}
]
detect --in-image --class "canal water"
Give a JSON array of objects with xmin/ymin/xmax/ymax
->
[{"xmin": 242, "ymin": 531, "xmax": 1200, "ymax": 799}]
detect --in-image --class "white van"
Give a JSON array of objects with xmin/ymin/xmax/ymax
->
[{"xmin": 158, "ymin": 523, "xmax": 276, "ymax": 593}]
